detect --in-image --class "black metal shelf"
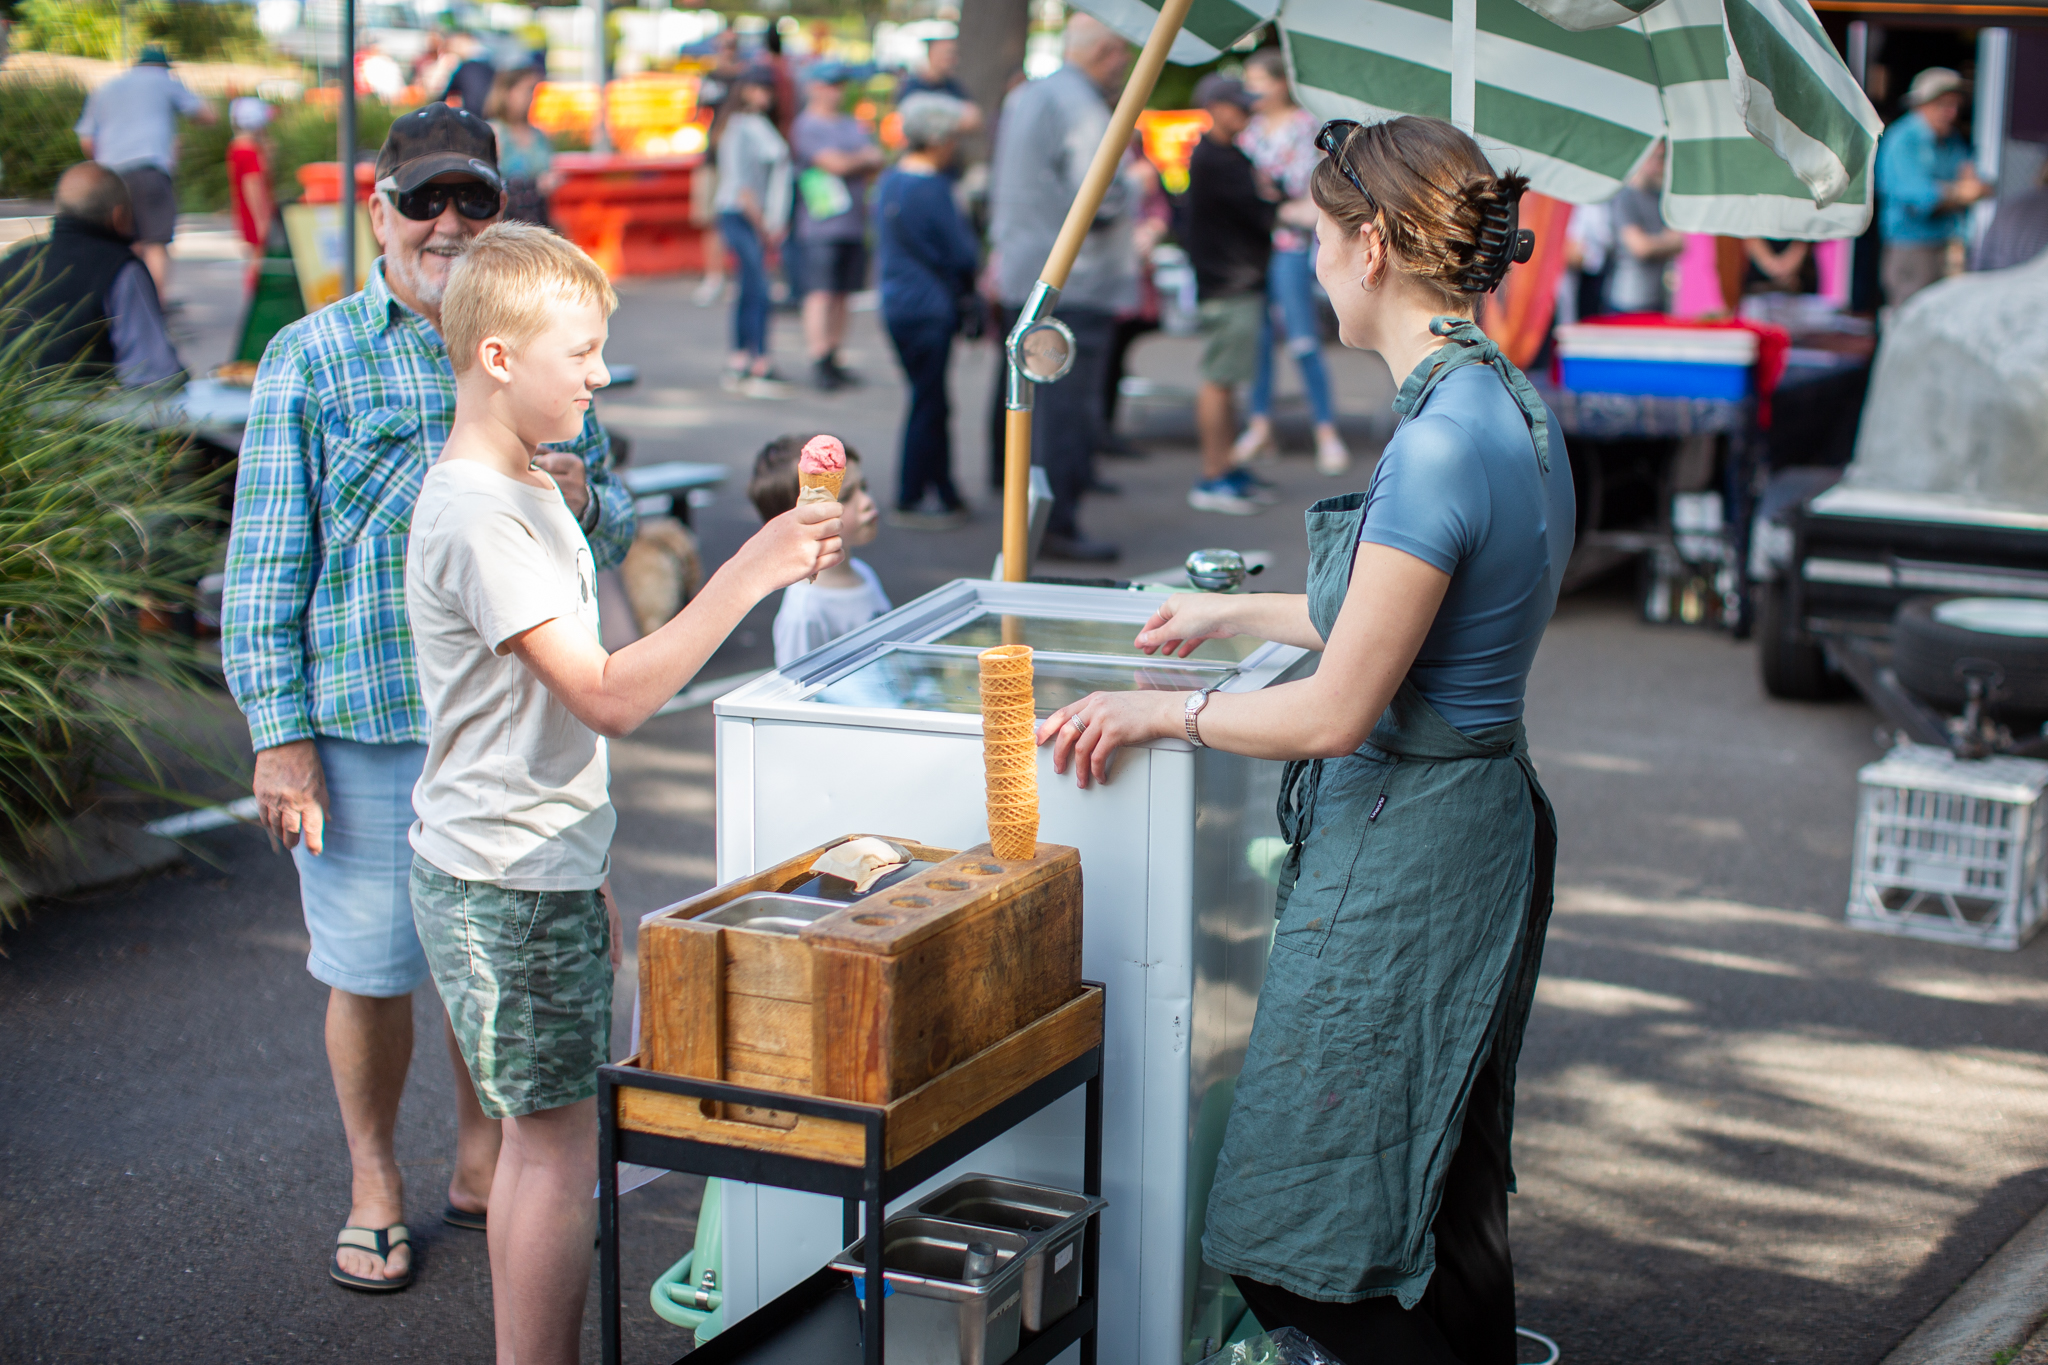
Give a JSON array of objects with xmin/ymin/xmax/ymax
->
[
  {"xmin": 677, "ymin": 1267, "xmax": 1098, "ymax": 1365},
  {"xmin": 598, "ymin": 983, "xmax": 1105, "ymax": 1365}
]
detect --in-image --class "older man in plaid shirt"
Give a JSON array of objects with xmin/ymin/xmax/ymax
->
[{"xmin": 222, "ymin": 105, "xmax": 635, "ymax": 1292}]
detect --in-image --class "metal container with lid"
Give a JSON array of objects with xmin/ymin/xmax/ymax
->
[
  {"xmin": 913, "ymin": 1175, "xmax": 1107, "ymax": 1331},
  {"xmin": 829, "ymin": 1217, "xmax": 1034, "ymax": 1365}
]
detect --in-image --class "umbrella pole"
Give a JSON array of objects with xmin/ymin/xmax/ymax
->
[
  {"xmin": 1000, "ymin": 0, "xmax": 1195, "ymax": 582},
  {"xmin": 340, "ymin": 0, "xmax": 356, "ymax": 298}
]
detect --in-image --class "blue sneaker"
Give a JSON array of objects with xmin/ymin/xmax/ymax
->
[
  {"xmin": 1188, "ymin": 477, "xmax": 1261, "ymax": 515},
  {"xmin": 1223, "ymin": 466, "xmax": 1280, "ymax": 505}
]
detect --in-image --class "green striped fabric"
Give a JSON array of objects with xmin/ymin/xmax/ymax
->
[{"xmin": 1074, "ymin": 0, "xmax": 1880, "ymax": 237}]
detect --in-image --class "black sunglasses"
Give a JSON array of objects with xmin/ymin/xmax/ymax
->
[
  {"xmin": 1315, "ymin": 119, "xmax": 1379, "ymax": 216},
  {"xmin": 384, "ymin": 180, "xmax": 501, "ymax": 223}
]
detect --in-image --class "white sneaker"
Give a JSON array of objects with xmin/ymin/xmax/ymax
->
[
  {"xmin": 1316, "ymin": 429, "xmax": 1352, "ymax": 476},
  {"xmin": 693, "ymin": 276, "xmax": 726, "ymax": 307},
  {"xmin": 1233, "ymin": 419, "xmax": 1277, "ymax": 465},
  {"xmin": 1188, "ymin": 479, "xmax": 1261, "ymax": 515}
]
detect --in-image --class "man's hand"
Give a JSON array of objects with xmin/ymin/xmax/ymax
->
[
  {"xmin": 253, "ymin": 739, "xmax": 330, "ymax": 855},
  {"xmin": 534, "ymin": 451, "xmax": 592, "ymax": 520}
]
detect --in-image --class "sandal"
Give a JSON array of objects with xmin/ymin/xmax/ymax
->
[
  {"xmin": 442, "ymin": 1202, "xmax": 487, "ymax": 1232},
  {"xmin": 331, "ymin": 1224, "xmax": 414, "ymax": 1293}
]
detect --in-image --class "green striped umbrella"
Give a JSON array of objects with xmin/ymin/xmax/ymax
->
[{"xmin": 1074, "ymin": 0, "xmax": 1882, "ymax": 237}]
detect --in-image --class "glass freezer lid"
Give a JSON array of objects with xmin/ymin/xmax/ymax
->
[
  {"xmin": 928, "ymin": 611, "xmax": 1265, "ymax": 663},
  {"xmin": 808, "ymin": 645, "xmax": 1232, "ymax": 716}
]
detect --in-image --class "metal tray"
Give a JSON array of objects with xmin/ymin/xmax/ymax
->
[
  {"xmin": 691, "ymin": 892, "xmax": 843, "ymax": 936},
  {"xmin": 913, "ymin": 1176, "xmax": 1107, "ymax": 1333},
  {"xmin": 829, "ymin": 1217, "xmax": 1033, "ymax": 1365}
]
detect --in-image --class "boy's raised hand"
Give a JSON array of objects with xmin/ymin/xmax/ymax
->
[{"xmin": 735, "ymin": 500, "xmax": 844, "ymax": 592}]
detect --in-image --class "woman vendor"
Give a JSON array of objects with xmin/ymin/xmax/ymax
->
[{"xmin": 1036, "ymin": 116, "xmax": 1571, "ymax": 1365}]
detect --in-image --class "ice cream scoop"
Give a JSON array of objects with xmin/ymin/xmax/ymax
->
[{"xmin": 797, "ymin": 435, "xmax": 846, "ymax": 504}]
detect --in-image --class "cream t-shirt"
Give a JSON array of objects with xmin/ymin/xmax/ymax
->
[{"xmin": 405, "ymin": 460, "xmax": 613, "ymax": 890}]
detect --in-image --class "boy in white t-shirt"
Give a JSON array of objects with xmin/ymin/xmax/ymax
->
[
  {"xmin": 748, "ymin": 433, "xmax": 890, "ymax": 667},
  {"xmin": 404, "ymin": 223, "xmax": 841, "ymax": 1364}
]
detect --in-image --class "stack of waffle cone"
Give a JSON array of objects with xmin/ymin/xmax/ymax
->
[
  {"xmin": 980, "ymin": 644, "xmax": 1038, "ymax": 860},
  {"xmin": 796, "ymin": 469, "xmax": 844, "ymax": 504}
]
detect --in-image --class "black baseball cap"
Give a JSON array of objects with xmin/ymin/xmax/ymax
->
[
  {"xmin": 1193, "ymin": 73, "xmax": 1255, "ymax": 111},
  {"xmin": 374, "ymin": 102, "xmax": 503, "ymax": 195}
]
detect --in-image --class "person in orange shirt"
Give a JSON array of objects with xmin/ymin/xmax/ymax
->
[{"xmin": 226, "ymin": 97, "xmax": 275, "ymax": 284}]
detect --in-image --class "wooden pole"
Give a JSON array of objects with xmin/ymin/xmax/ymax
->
[{"xmin": 999, "ymin": 0, "xmax": 1195, "ymax": 582}]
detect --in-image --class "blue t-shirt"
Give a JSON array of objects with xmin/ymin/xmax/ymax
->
[
  {"xmin": 1876, "ymin": 112, "xmax": 1972, "ymax": 246},
  {"xmin": 1358, "ymin": 364, "xmax": 1575, "ymax": 730}
]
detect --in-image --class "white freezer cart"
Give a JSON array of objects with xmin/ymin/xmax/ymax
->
[{"xmin": 706, "ymin": 579, "xmax": 1311, "ymax": 1363}]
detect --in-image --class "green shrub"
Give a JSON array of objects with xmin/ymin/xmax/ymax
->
[
  {"xmin": 0, "ymin": 79, "xmax": 87, "ymax": 200},
  {"xmin": 266, "ymin": 97, "xmax": 401, "ymax": 205},
  {"xmin": 0, "ymin": 293, "xmax": 227, "ymax": 912},
  {"xmin": 13, "ymin": 0, "xmax": 268, "ymax": 65}
]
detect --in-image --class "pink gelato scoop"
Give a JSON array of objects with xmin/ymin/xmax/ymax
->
[{"xmin": 799, "ymin": 434, "xmax": 846, "ymax": 475}]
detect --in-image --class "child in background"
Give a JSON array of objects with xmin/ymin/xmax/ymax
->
[
  {"xmin": 225, "ymin": 97, "xmax": 274, "ymax": 275},
  {"xmin": 749, "ymin": 433, "xmax": 888, "ymax": 666},
  {"xmin": 403, "ymin": 223, "xmax": 840, "ymax": 1363}
]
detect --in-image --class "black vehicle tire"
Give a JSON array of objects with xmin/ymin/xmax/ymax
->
[
  {"xmin": 1757, "ymin": 577, "xmax": 1846, "ymax": 700},
  {"xmin": 1893, "ymin": 596, "xmax": 2048, "ymax": 715}
]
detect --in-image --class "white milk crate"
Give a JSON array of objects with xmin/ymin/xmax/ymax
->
[{"xmin": 1847, "ymin": 743, "xmax": 2048, "ymax": 951}]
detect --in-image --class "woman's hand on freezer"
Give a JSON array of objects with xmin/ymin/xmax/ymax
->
[
  {"xmin": 1134, "ymin": 593, "xmax": 1238, "ymax": 658},
  {"xmin": 1035, "ymin": 690, "xmax": 1179, "ymax": 789},
  {"xmin": 730, "ymin": 501, "xmax": 844, "ymax": 594}
]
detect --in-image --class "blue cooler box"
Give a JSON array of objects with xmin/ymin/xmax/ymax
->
[{"xmin": 1556, "ymin": 324, "xmax": 1757, "ymax": 399}]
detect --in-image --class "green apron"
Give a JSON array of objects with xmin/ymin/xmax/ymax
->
[{"xmin": 1200, "ymin": 324, "xmax": 1560, "ymax": 1308}]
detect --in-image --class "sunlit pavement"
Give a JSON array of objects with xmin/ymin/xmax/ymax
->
[{"xmin": 3, "ymin": 227, "xmax": 2044, "ymax": 1362}]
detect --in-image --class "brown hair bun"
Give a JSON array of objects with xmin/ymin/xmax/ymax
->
[{"xmin": 1311, "ymin": 116, "xmax": 1533, "ymax": 309}]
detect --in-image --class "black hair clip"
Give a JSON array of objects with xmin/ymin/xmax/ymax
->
[{"xmin": 1458, "ymin": 187, "xmax": 1533, "ymax": 294}]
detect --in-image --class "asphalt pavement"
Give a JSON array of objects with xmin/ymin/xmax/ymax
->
[{"xmin": 6, "ymin": 226, "xmax": 2048, "ymax": 1364}]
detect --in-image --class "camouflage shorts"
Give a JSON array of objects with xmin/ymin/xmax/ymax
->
[{"xmin": 410, "ymin": 856, "xmax": 613, "ymax": 1119}]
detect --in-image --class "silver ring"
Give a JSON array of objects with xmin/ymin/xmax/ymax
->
[{"xmin": 1067, "ymin": 718, "xmax": 1086, "ymax": 735}]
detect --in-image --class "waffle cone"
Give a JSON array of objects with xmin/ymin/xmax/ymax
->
[
  {"xmin": 980, "ymin": 646, "xmax": 1038, "ymax": 857},
  {"xmin": 989, "ymin": 819, "xmax": 1039, "ymax": 861},
  {"xmin": 796, "ymin": 470, "xmax": 844, "ymax": 504}
]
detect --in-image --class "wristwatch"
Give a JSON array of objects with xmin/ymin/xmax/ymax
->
[
  {"xmin": 1184, "ymin": 688, "xmax": 1216, "ymax": 748},
  {"xmin": 578, "ymin": 488, "xmax": 603, "ymax": 534}
]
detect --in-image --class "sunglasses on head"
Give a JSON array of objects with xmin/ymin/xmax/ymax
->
[
  {"xmin": 1315, "ymin": 119, "xmax": 1379, "ymax": 217},
  {"xmin": 382, "ymin": 180, "xmax": 500, "ymax": 223}
]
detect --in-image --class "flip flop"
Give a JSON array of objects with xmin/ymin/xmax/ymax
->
[
  {"xmin": 331, "ymin": 1224, "xmax": 414, "ymax": 1293},
  {"xmin": 442, "ymin": 1202, "xmax": 487, "ymax": 1232}
]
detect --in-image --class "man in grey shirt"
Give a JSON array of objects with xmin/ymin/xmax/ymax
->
[
  {"xmin": 988, "ymin": 15, "xmax": 1136, "ymax": 563},
  {"xmin": 1605, "ymin": 140, "xmax": 1685, "ymax": 314},
  {"xmin": 74, "ymin": 45, "xmax": 215, "ymax": 297}
]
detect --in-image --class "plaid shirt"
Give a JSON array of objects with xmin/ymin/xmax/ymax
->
[{"xmin": 222, "ymin": 260, "xmax": 636, "ymax": 752}]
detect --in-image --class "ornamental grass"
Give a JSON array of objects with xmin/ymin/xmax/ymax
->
[{"xmin": 0, "ymin": 304, "xmax": 228, "ymax": 919}]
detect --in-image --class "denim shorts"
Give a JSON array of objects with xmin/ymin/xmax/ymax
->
[
  {"xmin": 291, "ymin": 737, "xmax": 430, "ymax": 997},
  {"xmin": 410, "ymin": 856, "xmax": 613, "ymax": 1120}
]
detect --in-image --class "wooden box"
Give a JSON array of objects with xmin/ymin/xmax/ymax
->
[
  {"xmin": 638, "ymin": 835, "xmax": 1082, "ymax": 1121},
  {"xmin": 616, "ymin": 986, "xmax": 1105, "ymax": 1169}
]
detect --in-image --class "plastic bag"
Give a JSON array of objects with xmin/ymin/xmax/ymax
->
[{"xmin": 1196, "ymin": 1326, "xmax": 1346, "ymax": 1365}]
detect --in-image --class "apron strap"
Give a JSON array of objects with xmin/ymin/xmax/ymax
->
[{"xmin": 1392, "ymin": 316, "xmax": 1552, "ymax": 474}]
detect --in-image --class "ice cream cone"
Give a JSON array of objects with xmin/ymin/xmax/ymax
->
[{"xmin": 796, "ymin": 469, "xmax": 844, "ymax": 505}]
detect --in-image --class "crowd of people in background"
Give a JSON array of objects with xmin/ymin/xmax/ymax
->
[
  {"xmin": 12, "ymin": 17, "xmax": 2048, "ymax": 553},
  {"xmin": 687, "ymin": 14, "xmax": 1365, "ymax": 563}
]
